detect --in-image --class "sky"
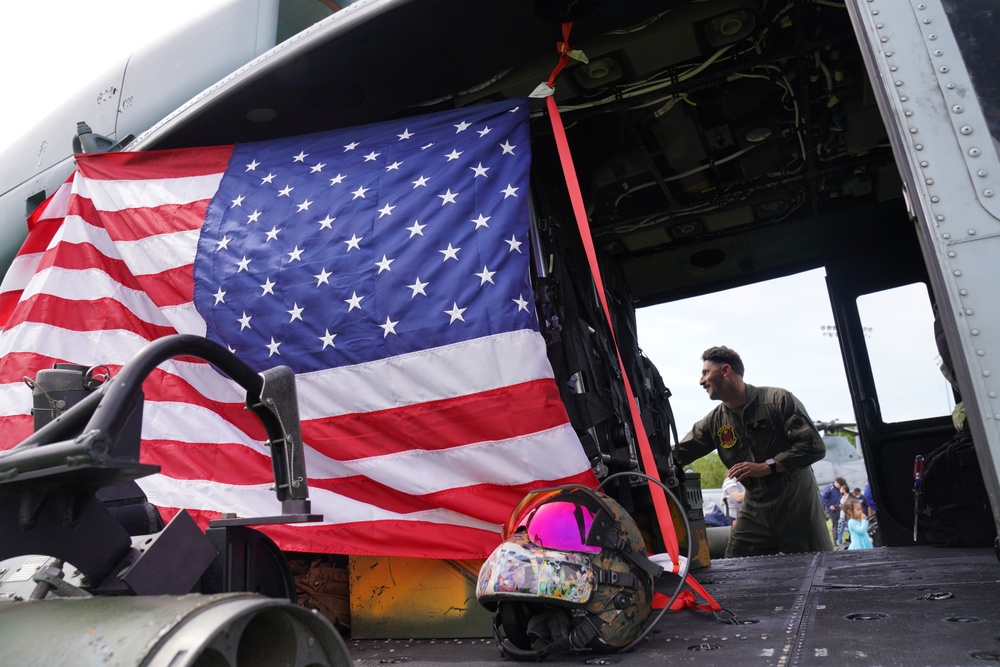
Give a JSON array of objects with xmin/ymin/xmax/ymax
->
[
  {"xmin": 0, "ymin": 0, "xmax": 230, "ymax": 154},
  {"xmin": 1, "ymin": 1, "xmax": 954, "ymax": 443},
  {"xmin": 637, "ymin": 269, "xmax": 954, "ymax": 437}
]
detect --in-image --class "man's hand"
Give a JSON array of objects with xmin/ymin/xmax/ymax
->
[{"xmin": 728, "ymin": 461, "xmax": 769, "ymax": 482}]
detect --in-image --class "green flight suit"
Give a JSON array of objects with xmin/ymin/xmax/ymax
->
[{"xmin": 676, "ymin": 384, "xmax": 834, "ymax": 557}]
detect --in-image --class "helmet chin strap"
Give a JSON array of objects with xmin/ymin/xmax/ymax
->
[
  {"xmin": 496, "ymin": 609, "xmax": 603, "ymax": 660},
  {"xmin": 588, "ymin": 509, "xmax": 664, "ymax": 578}
]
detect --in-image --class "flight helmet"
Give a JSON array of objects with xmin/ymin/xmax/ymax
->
[{"xmin": 476, "ymin": 485, "xmax": 661, "ymax": 658}]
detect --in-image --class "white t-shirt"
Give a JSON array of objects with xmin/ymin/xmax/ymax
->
[{"xmin": 721, "ymin": 476, "xmax": 745, "ymax": 519}]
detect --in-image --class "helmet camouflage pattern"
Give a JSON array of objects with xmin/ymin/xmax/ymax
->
[
  {"xmin": 583, "ymin": 492, "xmax": 653, "ymax": 647},
  {"xmin": 476, "ymin": 485, "xmax": 657, "ymax": 657}
]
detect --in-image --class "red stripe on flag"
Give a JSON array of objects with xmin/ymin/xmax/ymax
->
[
  {"xmin": 0, "ymin": 292, "xmax": 23, "ymax": 329},
  {"xmin": 0, "ymin": 352, "xmax": 70, "ymax": 387},
  {"xmin": 310, "ymin": 470, "xmax": 600, "ymax": 523},
  {"xmin": 27, "ymin": 240, "xmax": 194, "ymax": 308},
  {"xmin": 309, "ymin": 379, "xmax": 572, "ymax": 458},
  {"xmin": 260, "ymin": 519, "xmax": 502, "ymax": 559},
  {"xmin": 35, "ymin": 241, "xmax": 145, "ymax": 290},
  {"xmin": 75, "ymin": 145, "xmax": 234, "ymax": 180},
  {"xmin": 164, "ymin": 505, "xmax": 501, "ymax": 559},
  {"xmin": 3, "ymin": 294, "xmax": 177, "ymax": 339},
  {"xmin": 0, "ymin": 415, "xmax": 34, "ymax": 448},
  {"xmin": 140, "ymin": 441, "xmax": 275, "ymax": 485},
  {"xmin": 70, "ymin": 193, "xmax": 211, "ymax": 240}
]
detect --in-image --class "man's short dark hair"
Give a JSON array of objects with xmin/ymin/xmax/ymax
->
[{"xmin": 702, "ymin": 346, "xmax": 744, "ymax": 376}]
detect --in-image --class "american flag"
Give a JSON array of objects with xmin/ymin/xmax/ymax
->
[{"xmin": 0, "ymin": 99, "xmax": 597, "ymax": 558}]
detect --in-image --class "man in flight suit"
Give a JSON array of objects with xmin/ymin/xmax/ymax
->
[{"xmin": 675, "ymin": 346, "xmax": 833, "ymax": 557}]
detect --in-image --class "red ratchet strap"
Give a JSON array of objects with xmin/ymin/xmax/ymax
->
[
  {"xmin": 546, "ymin": 23, "xmax": 575, "ymax": 88},
  {"xmin": 653, "ymin": 575, "xmax": 721, "ymax": 612},
  {"xmin": 542, "ymin": 23, "xmax": 723, "ymax": 614}
]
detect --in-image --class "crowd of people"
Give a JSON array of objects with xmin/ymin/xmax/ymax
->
[{"xmin": 821, "ymin": 477, "xmax": 877, "ymax": 549}]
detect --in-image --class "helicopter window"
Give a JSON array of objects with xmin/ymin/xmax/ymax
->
[{"xmin": 856, "ymin": 283, "xmax": 955, "ymax": 424}]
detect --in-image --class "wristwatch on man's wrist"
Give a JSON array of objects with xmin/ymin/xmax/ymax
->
[{"xmin": 766, "ymin": 458, "xmax": 777, "ymax": 475}]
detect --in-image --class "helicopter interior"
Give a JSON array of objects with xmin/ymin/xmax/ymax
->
[{"xmin": 123, "ymin": 0, "xmax": 956, "ymax": 546}]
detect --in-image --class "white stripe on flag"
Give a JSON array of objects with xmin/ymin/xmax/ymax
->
[
  {"xmin": 78, "ymin": 173, "xmax": 225, "ymax": 212},
  {"xmin": 137, "ymin": 475, "xmax": 502, "ymax": 531}
]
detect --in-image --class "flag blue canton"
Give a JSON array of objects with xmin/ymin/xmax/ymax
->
[{"xmin": 194, "ymin": 100, "xmax": 536, "ymax": 373}]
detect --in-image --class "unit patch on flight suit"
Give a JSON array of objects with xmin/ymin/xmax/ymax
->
[{"xmin": 717, "ymin": 424, "xmax": 738, "ymax": 448}]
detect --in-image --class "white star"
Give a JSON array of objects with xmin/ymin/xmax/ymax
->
[
  {"xmin": 513, "ymin": 294, "xmax": 530, "ymax": 312},
  {"xmin": 343, "ymin": 141, "xmax": 359, "ymax": 151},
  {"xmin": 374, "ymin": 255, "xmax": 394, "ymax": 273},
  {"xmin": 287, "ymin": 246, "xmax": 304, "ymax": 262},
  {"xmin": 230, "ymin": 194, "xmax": 245, "ymax": 208},
  {"xmin": 261, "ymin": 172, "xmax": 276, "ymax": 184},
  {"xmin": 386, "ymin": 161, "xmax": 403, "ymax": 171},
  {"xmin": 317, "ymin": 215, "xmax": 335, "ymax": 230},
  {"xmin": 260, "ymin": 278, "xmax": 276, "ymax": 296},
  {"xmin": 438, "ymin": 189, "xmax": 459, "ymax": 205},
  {"xmin": 296, "ymin": 198, "xmax": 313, "ymax": 212},
  {"xmin": 445, "ymin": 302, "xmax": 467, "ymax": 324},
  {"xmin": 379, "ymin": 316, "xmax": 399, "ymax": 337},
  {"xmin": 445, "ymin": 149, "xmax": 463, "ymax": 161},
  {"xmin": 398, "ymin": 128, "xmax": 413, "ymax": 140},
  {"xmin": 293, "ymin": 151, "xmax": 308, "ymax": 162},
  {"xmin": 216, "ymin": 235, "xmax": 231, "ymax": 250},
  {"xmin": 266, "ymin": 337, "xmax": 282, "ymax": 357},
  {"xmin": 439, "ymin": 243, "xmax": 460, "ymax": 261},
  {"xmin": 454, "ymin": 120, "xmax": 471, "ymax": 133},
  {"xmin": 471, "ymin": 163, "xmax": 489, "ymax": 178},
  {"xmin": 475, "ymin": 266, "xmax": 496, "ymax": 285},
  {"xmin": 363, "ymin": 151, "xmax": 380, "ymax": 162},
  {"xmin": 319, "ymin": 329, "xmax": 337, "ymax": 349},
  {"xmin": 501, "ymin": 184, "xmax": 519, "ymax": 198},
  {"xmin": 500, "ymin": 140, "xmax": 516, "ymax": 155},
  {"xmin": 345, "ymin": 234, "xmax": 363, "ymax": 251},
  {"xmin": 408, "ymin": 277, "xmax": 429, "ymax": 297},
  {"xmin": 412, "ymin": 175, "xmax": 430, "ymax": 188},
  {"xmin": 377, "ymin": 203, "xmax": 396, "ymax": 218},
  {"xmin": 406, "ymin": 220, "xmax": 426, "ymax": 237},
  {"xmin": 287, "ymin": 303, "xmax": 305, "ymax": 322},
  {"xmin": 238, "ymin": 311, "xmax": 252, "ymax": 330},
  {"xmin": 351, "ymin": 185, "xmax": 369, "ymax": 199},
  {"xmin": 265, "ymin": 226, "xmax": 280, "ymax": 242},
  {"xmin": 277, "ymin": 185, "xmax": 293, "ymax": 197},
  {"xmin": 213, "ymin": 287, "xmax": 226, "ymax": 305},
  {"xmin": 477, "ymin": 126, "xmax": 492, "ymax": 137},
  {"xmin": 345, "ymin": 292, "xmax": 364, "ymax": 311},
  {"xmin": 421, "ymin": 142, "xmax": 434, "ymax": 150},
  {"xmin": 245, "ymin": 159, "xmax": 260, "ymax": 171},
  {"xmin": 471, "ymin": 214, "xmax": 491, "ymax": 229},
  {"xmin": 310, "ymin": 162, "xmax": 326, "ymax": 173},
  {"xmin": 236, "ymin": 255, "xmax": 252, "ymax": 272},
  {"xmin": 329, "ymin": 173, "xmax": 346, "ymax": 185},
  {"xmin": 247, "ymin": 209, "xmax": 262, "ymax": 224},
  {"xmin": 505, "ymin": 235, "xmax": 523, "ymax": 253},
  {"xmin": 314, "ymin": 268, "xmax": 332, "ymax": 286}
]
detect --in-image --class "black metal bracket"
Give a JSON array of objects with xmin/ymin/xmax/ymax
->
[{"xmin": 0, "ymin": 334, "xmax": 322, "ymax": 584}]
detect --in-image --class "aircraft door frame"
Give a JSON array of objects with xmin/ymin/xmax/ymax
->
[{"xmin": 825, "ymin": 245, "xmax": 955, "ymax": 547}]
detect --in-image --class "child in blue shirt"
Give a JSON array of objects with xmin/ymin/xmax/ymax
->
[{"xmin": 845, "ymin": 498, "xmax": 874, "ymax": 550}]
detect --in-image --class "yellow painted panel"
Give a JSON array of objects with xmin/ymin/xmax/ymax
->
[{"xmin": 349, "ymin": 556, "xmax": 493, "ymax": 639}]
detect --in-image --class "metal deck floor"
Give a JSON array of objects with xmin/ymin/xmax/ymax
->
[{"xmin": 347, "ymin": 546, "xmax": 1000, "ymax": 666}]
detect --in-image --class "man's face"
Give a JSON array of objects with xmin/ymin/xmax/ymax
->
[{"xmin": 699, "ymin": 360, "xmax": 727, "ymax": 401}]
